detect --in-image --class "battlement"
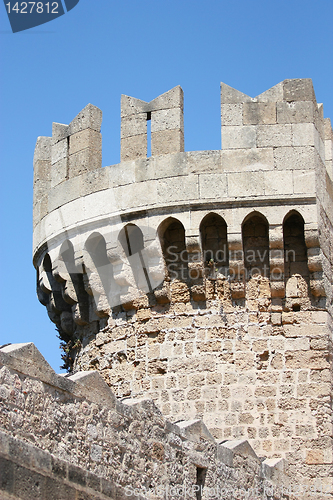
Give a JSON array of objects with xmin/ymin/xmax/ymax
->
[
  {"xmin": 0, "ymin": 343, "xmax": 288, "ymax": 499},
  {"xmin": 33, "ymin": 79, "xmax": 333, "ymax": 241}
]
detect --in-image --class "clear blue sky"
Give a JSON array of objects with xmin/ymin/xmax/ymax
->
[{"xmin": 0, "ymin": 0, "xmax": 332, "ymax": 372}]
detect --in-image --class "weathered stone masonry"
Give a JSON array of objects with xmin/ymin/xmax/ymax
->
[
  {"xmin": 0, "ymin": 342, "xmax": 287, "ymax": 500},
  {"xmin": 0, "ymin": 78, "xmax": 332, "ymax": 498}
]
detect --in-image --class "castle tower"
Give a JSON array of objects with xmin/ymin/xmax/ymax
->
[{"xmin": 33, "ymin": 80, "xmax": 333, "ymax": 488}]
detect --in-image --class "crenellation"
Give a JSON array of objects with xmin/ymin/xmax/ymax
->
[
  {"xmin": 33, "ymin": 135, "xmax": 51, "ymax": 208},
  {"xmin": 120, "ymin": 86, "xmax": 184, "ymax": 161},
  {"xmin": 282, "ymin": 78, "xmax": 317, "ymax": 103},
  {"xmin": 324, "ymin": 117, "xmax": 333, "ymax": 179}
]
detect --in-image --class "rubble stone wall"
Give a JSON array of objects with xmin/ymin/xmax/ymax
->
[{"xmin": 1, "ymin": 343, "xmax": 289, "ymax": 500}]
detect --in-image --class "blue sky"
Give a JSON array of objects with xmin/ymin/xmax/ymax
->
[{"xmin": 0, "ymin": 0, "xmax": 332, "ymax": 372}]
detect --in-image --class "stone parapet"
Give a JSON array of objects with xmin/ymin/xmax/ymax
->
[{"xmin": 0, "ymin": 343, "xmax": 291, "ymax": 500}]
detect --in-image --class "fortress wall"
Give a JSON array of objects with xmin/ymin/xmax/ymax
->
[
  {"xmin": 73, "ymin": 288, "xmax": 332, "ymax": 470},
  {"xmin": 0, "ymin": 343, "xmax": 288, "ymax": 500}
]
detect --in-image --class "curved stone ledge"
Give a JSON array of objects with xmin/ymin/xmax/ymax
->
[
  {"xmin": 33, "ymin": 149, "xmax": 318, "ymax": 255},
  {"xmin": 33, "ymin": 190, "xmax": 318, "ymax": 265}
]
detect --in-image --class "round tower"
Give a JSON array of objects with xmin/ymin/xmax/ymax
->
[{"xmin": 33, "ymin": 80, "xmax": 333, "ymax": 466}]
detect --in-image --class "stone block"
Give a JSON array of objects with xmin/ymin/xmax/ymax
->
[
  {"xmin": 221, "ymin": 148, "xmax": 274, "ymax": 171},
  {"xmin": 199, "ymin": 173, "xmax": 227, "ymax": 199},
  {"xmin": 34, "ymin": 136, "xmax": 52, "ymax": 165},
  {"xmin": 273, "ymin": 145, "xmax": 315, "ymax": 170},
  {"xmin": 0, "ymin": 343, "xmax": 60, "ymax": 387},
  {"xmin": 220, "ymin": 82, "xmax": 252, "ymax": 104},
  {"xmin": 68, "ymin": 149, "xmax": 102, "ymax": 178},
  {"xmin": 151, "ymin": 108, "xmax": 183, "ymax": 132},
  {"xmin": 68, "ymin": 103, "xmax": 102, "ymax": 134},
  {"xmin": 177, "ymin": 419, "xmax": 215, "ymax": 442},
  {"xmin": 69, "ymin": 370, "xmax": 116, "ymax": 408},
  {"xmin": 293, "ymin": 170, "xmax": 315, "ymax": 195},
  {"xmin": 271, "ymin": 312, "xmax": 282, "ymax": 325},
  {"xmin": 121, "ymin": 113, "xmax": 147, "ymax": 138},
  {"xmin": 221, "ymin": 103, "xmax": 243, "ymax": 126},
  {"xmin": 33, "ymin": 175, "xmax": 50, "ymax": 206},
  {"xmin": 270, "ymin": 281, "xmax": 285, "ymax": 298},
  {"xmin": 283, "ymin": 324, "xmax": 326, "ymax": 338},
  {"xmin": 149, "ymin": 85, "xmax": 183, "ymax": 111},
  {"xmin": 222, "ymin": 126, "xmax": 256, "ymax": 149},
  {"xmin": 292, "ymin": 123, "xmax": 317, "ymax": 147},
  {"xmin": 80, "ymin": 167, "xmax": 110, "ymax": 196},
  {"xmin": 147, "ymin": 153, "xmax": 186, "ymax": 180},
  {"xmin": 51, "ymin": 158, "xmax": 67, "ymax": 188},
  {"xmin": 218, "ymin": 439, "xmax": 258, "ymax": 467},
  {"xmin": 69, "ymin": 129, "xmax": 101, "ymax": 156},
  {"xmin": 285, "ymin": 350, "xmax": 329, "ymax": 369},
  {"xmin": 121, "ymin": 134, "xmax": 147, "ymax": 161},
  {"xmin": 68, "ymin": 463, "xmax": 86, "ymax": 486},
  {"xmin": 86, "ymin": 471, "xmax": 101, "ymax": 491},
  {"xmin": 257, "ymin": 124, "xmax": 292, "ymax": 147},
  {"xmin": 311, "ymin": 311, "xmax": 327, "ymax": 324},
  {"xmin": 264, "ymin": 171, "xmax": 293, "ymax": 195},
  {"xmin": 261, "ymin": 457, "xmax": 285, "ymax": 481},
  {"xmin": 121, "ymin": 94, "xmax": 148, "ymax": 118},
  {"xmin": 310, "ymin": 338, "xmax": 329, "ymax": 350},
  {"xmin": 157, "ymin": 174, "xmax": 198, "ymax": 203},
  {"xmin": 283, "ymin": 79, "xmax": 316, "ymax": 103},
  {"xmin": 277, "ymin": 101, "xmax": 314, "ymax": 123},
  {"xmin": 227, "ymin": 171, "xmax": 265, "ymax": 197},
  {"xmin": 52, "ymin": 122, "xmax": 68, "ymax": 144},
  {"xmin": 186, "ymin": 150, "xmax": 221, "ymax": 174},
  {"xmin": 58, "ymin": 198, "xmax": 84, "ymax": 228},
  {"xmin": 34, "ymin": 158, "xmax": 51, "ymax": 187},
  {"xmin": 305, "ymin": 450, "xmax": 324, "ymax": 465},
  {"xmin": 115, "ymin": 180, "xmax": 157, "ymax": 210},
  {"xmin": 324, "ymin": 117, "xmax": 333, "ymax": 139},
  {"xmin": 13, "ymin": 464, "xmax": 46, "ymax": 500},
  {"xmin": 285, "ymin": 338, "xmax": 310, "ymax": 350},
  {"xmin": 325, "ymin": 138, "xmax": 332, "ymax": 161},
  {"xmin": 243, "ymin": 102, "xmax": 276, "ymax": 125},
  {"xmin": 51, "ymin": 138, "xmax": 68, "ymax": 165},
  {"xmin": 151, "ymin": 129, "xmax": 184, "ymax": 155},
  {"xmin": 108, "ymin": 161, "xmax": 136, "ymax": 187},
  {"xmin": 44, "ymin": 476, "xmax": 76, "ymax": 500}
]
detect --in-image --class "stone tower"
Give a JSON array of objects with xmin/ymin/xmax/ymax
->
[{"xmin": 33, "ymin": 79, "xmax": 333, "ymax": 490}]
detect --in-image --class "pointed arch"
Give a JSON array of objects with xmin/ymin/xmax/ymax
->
[
  {"xmin": 59, "ymin": 239, "xmax": 89, "ymax": 323},
  {"xmin": 85, "ymin": 232, "xmax": 115, "ymax": 312},
  {"xmin": 118, "ymin": 223, "xmax": 152, "ymax": 291},
  {"xmin": 242, "ymin": 212, "xmax": 269, "ymax": 278},
  {"xmin": 158, "ymin": 217, "xmax": 188, "ymax": 281},
  {"xmin": 118, "ymin": 223, "xmax": 144, "ymax": 257},
  {"xmin": 283, "ymin": 211, "xmax": 308, "ymax": 279},
  {"xmin": 200, "ymin": 213, "xmax": 228, "ymax": 275}
]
